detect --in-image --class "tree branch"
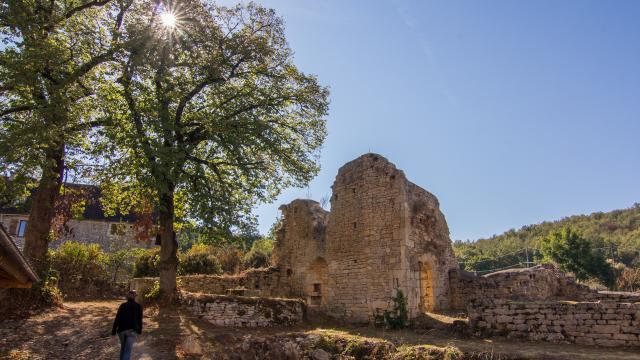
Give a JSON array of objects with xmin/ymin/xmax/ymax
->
[
  {"xmin": 63, "ymin": 0, "xmax": 113, "ymax": 21},
  {"xmin": 0, "ymin": 104, "xmax": 36, "ymax": 117}
]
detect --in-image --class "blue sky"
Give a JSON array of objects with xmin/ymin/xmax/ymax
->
[{"xmin": 223, "ymin": 0, "xmax": 640, "ymax": 240}]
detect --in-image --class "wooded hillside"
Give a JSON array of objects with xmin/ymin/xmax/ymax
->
[{"xmin": 454, "ymin": 203, "xmax": 640, "ymax": 273}]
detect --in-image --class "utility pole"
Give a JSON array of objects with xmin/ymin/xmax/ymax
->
[{"xmin": 610, "ymin": 244, "xmax": 615, "ymax": 262}]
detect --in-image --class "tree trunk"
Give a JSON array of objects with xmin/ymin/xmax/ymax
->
[
  {"xmin": 23, "ymin": 142, "xmax": 65, "ymax": 273},
  {"xmin": 158, "ymin": 184, "xmax": 178, "ymax": 301}
]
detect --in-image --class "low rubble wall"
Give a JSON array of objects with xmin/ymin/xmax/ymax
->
[
  {"xmin": 469, "ymin": 299, "xmax": 640, "ymax": 347},
  {"xmin": 449, "ymin": 265, "xmax": 640, "ymax": 311},
  {"xmin": 181, "ymin": 291, "xmax": 305, "ymax": 327},
  {"xmin": 130, "ymin": 267, "xmax": 292, "ymax": 302}
]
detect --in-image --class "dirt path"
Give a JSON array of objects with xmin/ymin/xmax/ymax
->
[
  {"xmin": 0, "ymin": 300, "xmax": 182, "ymax": 360},
  {"xmin": 2, "ymin": 300, "xmax": 640, "ymax": 359}
]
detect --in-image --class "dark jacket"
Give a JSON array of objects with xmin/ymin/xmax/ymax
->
[{"xmin": 112, "ymin": 299, "xmax": 143, "ymax": 335}]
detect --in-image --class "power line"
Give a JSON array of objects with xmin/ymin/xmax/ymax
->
[{"xmin": 458, "ymin": 248, "xmax": 528, "ymax": 265}]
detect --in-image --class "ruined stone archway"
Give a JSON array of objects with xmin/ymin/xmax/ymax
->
[
  {"xmin": 419, "ymin": 261, "xmax": 435, "ymax": 312},
  {"xmin": 307, "ymin": 257, "xmax": 328, "ymax": 309}
]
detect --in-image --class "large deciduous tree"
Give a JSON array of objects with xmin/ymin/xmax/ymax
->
[
  {"xmin": 99, "ymin": 0, "xmax": 329, "ymax": 299},
  {"xmin": 0, "ymin": 1, "xmax": 129, "ymax": 271}
]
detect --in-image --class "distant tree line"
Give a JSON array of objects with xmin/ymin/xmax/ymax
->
[{"xmin": 454, "ymin": 203, "xmax": 640, "ymax": 290}]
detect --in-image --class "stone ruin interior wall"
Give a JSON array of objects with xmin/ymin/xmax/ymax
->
[
  {"xmin": 272, "ymin": 199, "xmax": 329, "ymax": 310},
  {"xmin": 130, "ymin": 268, "xmax": 292, "ymax": 302},
  {"xmin": 404, "ymin": 182, "xmax": 459, "ymax": 316}
]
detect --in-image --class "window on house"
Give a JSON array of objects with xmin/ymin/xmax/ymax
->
[
  {"xmin": 313, "ymin": 283, "xmax": 321, "ymax": 293},
  {"xmin": 17, "ymin": 220, "xmax": 27, "ymax": 237}
]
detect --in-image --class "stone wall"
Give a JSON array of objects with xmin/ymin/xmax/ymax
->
[
  {"xmin": 469, "ymin": 299, "xmax": 640, "ymax": 347},
  {"xmin": 181, "ymin": 291, "xmax": 305, "ymax": 327},
  {"xmin": 179, "ymin": 268, "xmax": 291, "ymax": 297},
  {"xmin": 404, "ymin": 182, "xmax": 459, "ymax": 314},
  {"xmin": 272, "ymin": 200, "xmax": 328, "ymax": 310},
  {"xmin": 323, "ymin": 154, "xmax": 409, "ymax": 322},
  {"xmin": 449, "ymin": 265, "xmax": 640, "ymax": 311},
  {"xmin": 130, "ymin": 268, "xmax": 292, "ymax": 302}
]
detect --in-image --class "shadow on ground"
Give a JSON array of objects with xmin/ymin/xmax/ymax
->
[{"xmin": 2, "ymin": 300, "xmax": 640, "ymax": 360}]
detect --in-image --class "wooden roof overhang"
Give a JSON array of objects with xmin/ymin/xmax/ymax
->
[{"xmin": 0, "ymin": 224, "xmax": 39, "ymax": 288}]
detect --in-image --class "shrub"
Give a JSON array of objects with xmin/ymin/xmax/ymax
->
[
  {"xmin": 178, "ymin": 244, "xmax": 222, "ymax": 275},
  {"xmin": 617, "ymin": 266, "xmax": 640, "ymax": 292},
  {"xmin": 212, "ymin": 244, "xmax": 244, "ymax": 274},
  {"xmin": 144, "ymin": 280, "xmax": 161, "ymax": 301},
  {"xmin": 133, "ymin": 248, "xmax": 160, "ymax": 277},
  {"xmin": 49, "ymin": 242, "xmax": 111, "ymax": 298},
  {"xmin": 38, "ymin": 268, "xmax": 63, "ymax": 305},
  {"xmin": 106, "ymin": 248, "xmax": 148, "ymax": 283},
  {"xmin": 384, "ymin": 289, "xmax": 408, "ymax": 329},
  {"xmin": 243, "ymin": 238, "xmax": 274, "ymax": 269},
  {"xmin": 541, "ymin": 227, "xmax": 615, "ymax": 288}
]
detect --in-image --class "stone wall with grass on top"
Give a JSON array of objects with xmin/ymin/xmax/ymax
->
[
  {"xmin": 181, "ymin": 291, "xmax": 305, "ymax": 327},
  {"xmin": 130, "ymin": 267, "xmax": 291, "ymax": 302},
  {"xmin": 469, "ymin": 299, "xmax": 640, "ymax": 347},
  {"xmin": 448, "ymin": 264, "xmax": 640, "ymax": 311}
]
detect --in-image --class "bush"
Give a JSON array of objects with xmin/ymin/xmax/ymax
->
[
  {"xmin": 384, "ymin": 289, "xmax": 408, "ymax": 329},
  {"xmin": 107, "ymin": 248, "xmax": 147, "ymax": 283},
  {"xmin": 212, "ymin": 244, "xmax": 244, "ymax": 274},
  {"xmin": 133, "ymin": 248, "xmax": 160, "ymax": 277},
  {"xmin": 178, "ymin": 244, "xmax": 222, "ymax": 275},
  {"xmin": 541, "ymin": 227, "xmax": 615, "ymax": 288},
  {"xmin": 49, "ymin": 242, "xmax": 111, "ymax": 299},
  {"xmin": 144, "ymin": 280, "xmax": 161, "ymax": 301},
  {"xmin": 616, "ymin": 266, "xmax": 640, "ymax": 292},
  {"xmin": 243, "ymin": 238, "xmax": 274, "ymax": 269}
]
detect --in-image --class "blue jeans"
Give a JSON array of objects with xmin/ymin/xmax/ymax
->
[{"xmin": 117, "ymin": 329, "xmax": 137, "ymax": 360}]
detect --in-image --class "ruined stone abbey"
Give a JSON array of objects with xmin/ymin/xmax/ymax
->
[
  {"xmin": 134, "ymin": 153, "xmax": 640, "ymax": 347},
  {"xmin": 274, "ymin": 153, "xmax": 459, "ymax": 322}
]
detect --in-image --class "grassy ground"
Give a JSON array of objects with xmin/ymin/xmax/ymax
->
[{"xmin": 1, "ymin": 300, "xmax": 639, "ymax": 359}]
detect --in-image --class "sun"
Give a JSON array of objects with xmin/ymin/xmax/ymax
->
[{"xmin": 160, "ymin": 11, "xmax": 177, "ymax": 28}]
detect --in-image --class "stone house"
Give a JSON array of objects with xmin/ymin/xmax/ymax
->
[{"xmin": 0, "ymin": 184, "xmax": 149, "ymax": 251}]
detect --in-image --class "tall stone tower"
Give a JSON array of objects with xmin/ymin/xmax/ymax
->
[{"xmin": 273, "ymin": 153, "xmax": 459, "ymax": 322}]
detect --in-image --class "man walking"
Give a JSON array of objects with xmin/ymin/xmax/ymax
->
[{"xmin": 112, "ymin": 290, "xmax": 143, "ymax": 360}]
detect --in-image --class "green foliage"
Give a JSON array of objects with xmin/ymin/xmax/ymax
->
[
  {"xmin": 37, "ymin": 268, "xmax": 63, "ymax": 305},
  {"xmin": 49, "ymin": 242, "xmax": 111, "ymax": 295},
  {"xmin": 212, "ymin": 245, "xmax": 244, "ymax": 274},
  {"xmin": 107, "ymin": 247, "xmax": 148, "ymax": 282},
  {"xmin": 243, "ymin": 238, "xmax": 274, "ymax": 269},
  {"xmin": 454, "ymin": 204, "xmax": 640, "ymax": 274},
  {"xmin": 384, "ymin": 289, "xmax": 408, "ymax": 330},
  {"xmin": 0, "ymin": 2, "xmax": 132, "ymax": 262},
  {"xmin": 541, "ymin": 228, "xmax": 615, "ymax": 287},
  {"xmin": 144, "ymin": 280, "xmax": 161, "ymax": 301},
  {"xmin": 133, "ymin": 248, "xmax": 161, "ymax": 278},
  {"xmin": 96, "ymin": 0, "xmax": 329, "ymax": 236},
  {"xmin": 178, "ymin": 244, "xmax": 222, "ymax": 275}
]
